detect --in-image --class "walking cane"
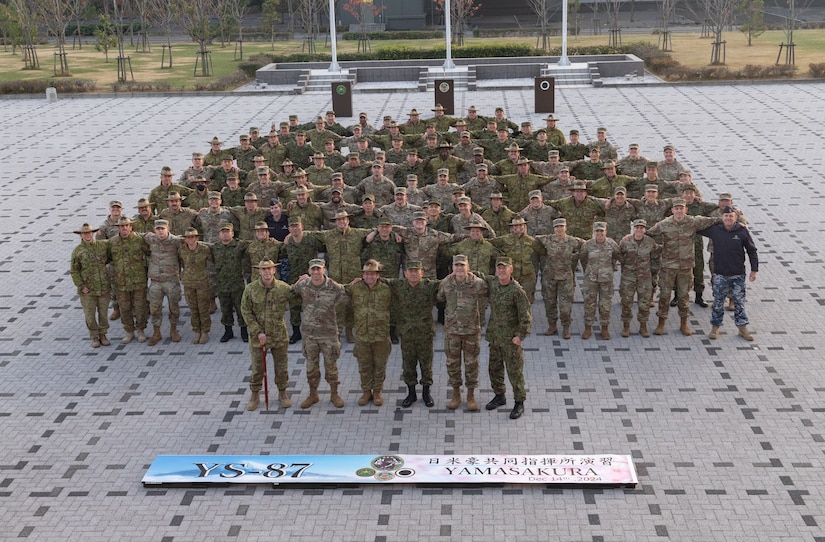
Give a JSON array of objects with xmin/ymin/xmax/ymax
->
[{"xmin": 261, "ymin": 344, "xmax": 270, "ymax": 410}]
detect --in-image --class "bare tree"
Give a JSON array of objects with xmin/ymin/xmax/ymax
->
[
  {"xmin": 41, "ymin": 0, "xmax": 81, "ymax": 75},
  {"xmin": 147, "ymin": 0, "xmax": 177, "ymax": 67},
  {"xmin": 133, "ymin": 0, "xmax": 151, "ymax": 52},
  {"xmin": 435, "ymin": 0, "xmax": 482, "ymax": 47},
  {"xmin": 111, "ymin": 0, "xmax": 134, "ymax": 81},
  {"xmin": 606, "ymin": 0, "xmax": 623, "ymax": 46},
  {"xmin": 261, "ymin": 0, "xmax": 282, "ymax": 49},
  {"xmin": 526, "ymin": 0, "xmax": 556, "ymax": 51},
  {"xmin": 658, "ymin": 0, "xmax": 678, "ymax": 51},
  {"xmin": 227, "ymin": 0, "xmax": 250, "ymax": 59},
  {"xmin": 295, "ymin": 0, "xmax": 323, "ymax": 53},
  {"xmin": 699, "ymin": 0, "xmax": 738, "ymax": 63},
  {"xmin": 175, "ymin": 0, "xmax": 219, "ymax": 75}
]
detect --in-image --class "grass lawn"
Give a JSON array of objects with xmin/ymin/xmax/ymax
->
[{"xmin": 0, "ymin": 28, "xmax": 822, "ymax": 91}]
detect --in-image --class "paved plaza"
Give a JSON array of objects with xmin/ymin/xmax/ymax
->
[{"xmin": 1, "ymin": 82, "xmax": 825, "ymax": 541}]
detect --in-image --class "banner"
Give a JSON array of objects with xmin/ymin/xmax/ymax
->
[{"xmin": 143, "ymin": 454, "xmax": 637, "ymax": 487}]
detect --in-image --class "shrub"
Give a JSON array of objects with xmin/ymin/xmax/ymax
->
[
  {"xmin": 342, "ymin": 30, "xmax": 443, "ymax": 40},
  {"xmin": 810, "ymin": 62, "xmax": 825, "ymax": 78},
  {"xmin": 0, "ymin": 78, "xmax": 96, "ymax": 94}
]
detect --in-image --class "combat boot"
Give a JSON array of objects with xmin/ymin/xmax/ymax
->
[
  {"xmin": 738, "ymin": 325, "xmax": 754, "ymax": 341},
  {"xmin": 240, "ymin": 326, "xmax": 248, "ymax": 343},
  {"xmin": 220, "ymin": 325, "xmax": 234, "ymax": 343},
  {"xmin": 246, "ymin": 392, "xmax": 260, "ymax": 411},
  {"xmin": 509, "ymin": 401, "xmax": 525, "ymax": 420},
  {"xmin": 669, "ymin": 294, "xmax": 678, "ymax": 307},
  {"xmin": 581, "ymin": 325, "xmax": 592, "ymax": 340},
  {"xmin": 169, "ymin": 324, "xmax": 181, "ymax": 342},
  {"xmin": 466, "ymin": 388, "xmax": 478, "ymax": 411},
  {"xmin": 639, "ymin": 322, "xmax": 650, "ymax": 338},
  {"xmin": 289, "ymin": 325, "xmax": 302, "ymax": 344},
  {"xmin": 121, "ymin": 331, "xmax": 134, "ymax": 345},
  {"xmin": 372, "ymin": 390, "xmax": 384, "ymax": 406},
  {"xmin": 422, "ymin": 386, "xmax": 434, "ymax": 407},
  {"xmin": 600, "ymin": 326, "xmax": 610, "ymax": 340},
  {"xmin": 680, "ymin": 317, "xmax": 693, "ymax": 336},
  {"xmin": 198, "ymin": 332, "xmax": 209, "ymax": 344},
  {"xmin": 545, "ymin": 322, "xmax": 557, "ymax": 336},
  {"xmin": 621, "ymin": 322, "xmax": 631, "ymax": 337},
  {"xmin": 109, "ymin": 306, "xmax": 120, "ymax": 321},
  {"xmin": 726, "ymin": 298, "xmax": 735, "ymax": 311},
  {"xmin": 99, "ymin": 334, "xmax": 110, "ymax": 346},
  {"xmin": 345, "ymin": 327, "xmax": 355, "ymax": 344},
  {"xmin": 709, "ymin": 326, "xmax": 720, "ymax": 340},
  {"xmin": 300, "ymin": 386, "xmax": 319, "ymax": 409},
  {"xmin": 191, "ymin": 332, "xmax": 201, "ymax": 345},
  {"xmin": 330, "ymin": 383, "xmax": 344, "ymax": 408},
  {"xmin": 485, "ymin": 393, "xmax": 507, "ymax": 410},
  {"xmin": 401, "ymin": 385, "xmax": 417, "ymax": 408},
  {"xmin": 562, "ymin": 325, "xmax": 571, "ymax": 339},
  {"xmin": 447, "ymin": 387, "xmax": 462, "ymax": 410},
  {"xmin": 357, "ymin": 390, "xmax": 372, "ymax": 406},
  {"xmin": 389, "ymin": 326, "xmax": 399, "ymax": 344},
  {"xmin": 694, "ymin": 292, "xmax": 708, "ymax": 308},
  {"xmin": 654, "ymin": 318, "xmax": 667, "ymax": 335},
  {"xmin": 147, "ymin": 326, "xmax": 162, "ymax": 346},
  {"xmin": 136, "ymin": 329, "xmax": 146, "ymax": 343},
  {"xmin": 91, "ymin": 336, "xmax": 101, "ymax": 348},
  {"xmin": 278, "ymin": 389, "xmax": 291, "ymax": 408}
]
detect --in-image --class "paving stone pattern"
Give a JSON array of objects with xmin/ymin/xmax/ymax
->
[{"xmin": 1, "ymin": 83, "xmax": 824, "ymax": 541}]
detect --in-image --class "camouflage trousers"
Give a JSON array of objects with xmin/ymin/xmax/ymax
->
[
  {"xmin": 657, "ymin": 268, "xmax": 692, "ymax": 320},
  {"xmin": 115, "ymin": 287, "xmax": 148, "ymax": 333},
  {"xmin": 619, "ymin": 275, "xmax": 652, "ymax": 323},
  {"xmin": 218, "ymin": 289, "xmax": 245, "ymax": 327},
  {"xmin": 515, "ymin": 272, "xmax": 538, "ymax": 304},
  {"xmin": 148, "ymin": 279, "xmax": 181, "ymax": 327},
  {"xmin": 289, "ymin": 299, "xmax": 302, "ymax": 328},
  {"xmin": 183, "ymin": 283, "xmax": 212, "ymax": 333},
  {"xmin": 80, "ymin": 292, "xmax": 109, "ymax": 339},
  {"xmin": 582, "ymin": 279, "xmax": 614, "ymax": 326},
  {"xmin": 488, "ymin": 342, "xmax": 526, "ymax": 401},
  {"xmin": 541, "ymin": 276, "xmax": 575, "ymax": 326},
  {"xmin": 400, "ymin": 331, "xmax": 434, "ymax": 386},
  {"xmin": 353, "ymin": 339, "xmax": 392, "ymax": 391},
  {"xmin": 711, "ymin": 274, "xmax": 749, "ymax": 328},
  {"xmin": 250, "ymin": 341, "xmax": 289, "ymax": 392},
  {"xmin": 444, "ymin": 333, "xmax": 481, "ymax": 389},
  {"xmin": 302, "ymin": 336, "xmax": 342, "ymax": 386}
]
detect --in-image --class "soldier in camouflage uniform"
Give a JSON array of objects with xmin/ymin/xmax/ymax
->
[
  {"xmin": 211, "ymin": 223, "xmax": 250, "ymax": 343},
  {"xmin": 404, "ymin": 176, "xmax": 427, "ymax": 207},
  {"xmin": 603, "ymin": 186, "xmax": 639, "ymax": 243},
  {"xmin": 159, "ymin": 192, "xmax": 198, "ymax": 236},
  {"xmin": 579, "ymin": 222, "xmax": 621, "ymax": 339},
  {"xmin": 647, "ymin": 199, "xmax": 721, "ymax": 336},
  {"xmin": 247, "ymin": 167, "xmax": 284, "ymax": 204},
  {"xmin": 186, "ymin": 176, "xmax": 211, "ymax": 211},
  {"xmin": 96, "ymin": 200, "xmax": 124, "ymax": 321},
  {"xmin": 207, "ymin": 155, "xmax": 247, "ymax": 193},
  {"xmin": 379, "ymin": 187, "xmax": 421, "ymax": 228},
  {"xmin": 520, "ymin": 190, "xmax": 559, "ymax": 236},
  {"xmin": 480, "ymin": 192, "xmax": 516, "ymax": 237},
  {"xmin": 149, "ymin": 166, "xmax": 192, "ymax": 214},
  {"xmin": 143, "ymin": 219, "xmax": 184, "ymax": 346},
  {"xmin": 570, "ymin": 147, "xmax": 605, "ymax": 181},
  {"xmin": 541, "ymin": 166, "xmax": 575, "ymax": 201},
  {"xmin": 355, "ymin": 162, "xmax": 396, "ymax": 207},
  {"xmin": 616, "ymin": 143, "xmax": 651, "ymax": 178},
  {"xmin": 450, "ymin": 220, "xmax": 501, "ymax": 276},
  {"xmin": 260, "ymin": 131, "xmax": 289, "ymax": 172},
  {"xmin": 179, "ymin": 152, "xmax": 208, "ymax": 186},
  {"xmin": 131, "ymin": 198, "xmax": 155, "ymax": 234},
  {"xmin": 618, "ymin": 219, "xmax": 661, "ymax": 338},
  {"xmin": 558, "ymin": 129, "xmax": 589, "ymax": 162},
  {"xmin": 286, "ymin": 185, "xmax": 324, "ymax": 231},
  {"xmin": 490, "ymin": 216, "xmax": 542, "ymax": 304},
  {"xmin": 546, "ymin": 180, "xmax": 606, "ymax": 241},
  {"xmin": 241, "ymin": 259, "xmax": 294, "ymax": 411},
  {"xmin": 657, "ymin": 145, "xmax": 689, "ymax": 181},
  {"xmin": 392, "ymin": 150, "xmax": 426, "ymax": 187},
  {"xmin": 282, "ymin": 216, "xmax": 324, "ymax": 343},
  {"xmin": 306, "ymin": 153, "xmax": 334, "ymax": 185},
  {"xmin": 422, "ymin": 169, "xmax": 460, "ymax": 209},
  {"xmin": 220, "ymin": 174, "xmax": 245, "ymax": 208},
  {"xmin": 482, "ymin": 257, "xmax": 532, "ymax": 420},
  {"xmin": 588, "ymin": 160, "xmax": 636, "ymax": 199},
  {"xmin": 391, "ymin": 211, "xmax": 455, "ymax": 279},
  {"xmin": 347, "ymin": 260, "xmax": 393, "ymax": 407},
  {"xmin": 107, "ymin": 217, "xmax": 150, "ymax": 344},
  {"xmin": 230, "ymin": 134, "xmax": 259, "ymax": 173},
  {"xmin": 497, "ymin": 158, "xmax": 551, "ymax": 212},
  {"xmin": 462, "ymin": 164, "xmax": 499, "ymax": 206},
  {"xmin": 592, "ymin": 127, "xmax": 618, "ymax": 161},
  {"xmin": 350, "ymin": 194, "xmax": 381, "ymax": 229},
  {"xmin": 535, "ymin": 218, "xmax": 584, "ymax": 339},
  {"xmin": 364, "ymin": 217, "xmax": 404, "ymax": 279},
  {"xmin": 178, "ymin": 228, "xmax": 214, "ymax": 344},
  {"xmin": 543, "ymin": 114, "xmax": 566, "ymax": 146},
  {"xmin": 203, "ymin": 136, "xmax": 224, "ymax": 168},
  {"xmin": 386, "ymin": 261, "xmax": 440, "ymax": 408},
  {"xmin": 196, "ymin": 192, "xmax": 233, "ymax": 244},
  {"xmin": 437, "ymin": 254, "xmax": 488, "ymax": 411},
  {"xmin": 291, "ymin": 259, "xmax": 348, "ymax": 409},
  {"xmin": 286, "ymin": 132, "xmax": 315, "ymax": 168},
  {"xmin": 246, "ymin": 222, "xmax": 282, "ymax": 277},
  {"xmin": 71, "ymin": 224, "xmax": 111, "ymax": 348},
  {"xmin": 492, "ymin": 143, "xmax": 523, "ymax": 176}
]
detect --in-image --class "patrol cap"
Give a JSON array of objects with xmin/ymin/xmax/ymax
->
[
  {"xmin": 406, "ymin": 149, "xmax": 418, "ymax": 156},
  {"xmin": 553, "ymin": 218, "xmax": 567, "ymax": 227},
  {"xmin": 314, "ymin": 116, "xmax": 325, "ymax": 123},
  {"xmin": 460, "ymin": 131, "xmax": 471, "ymax": 138},
  {"xmin": 548, "ymin": 150, "xmax": 560, "ymax": 157},
  {"xmin": 509, "ymin": 216, "xmax": 527, "ymax": 226},
  {"xmin": 589, "ymin": 146, "xmax": 601, "ymax": 154},
  {"xmin": 473, "ymin": 147, "xmax": 485, "ymax": 155},
  {"xmin": 490, "ymin": 192, "xmax": 503, "ymax": 199},
  {"xmin": 628, "ymin": 143, "xmax": 639, "ymax": 149},
  {"xmin": 254, "ymin": 221, "xmax": 269, "ymax": 230},
  {"xmin": 680, "ymin": 170, "xmax": 693, "ymax": 177},
  {"xmin": 74, "ymin": 223, "xmax": 98, "ymax": 234},
  {"xmin": 383, "ymin": 115, "xmax": 392, "ymax": 121},
  {"xmin": 681, "ymin": 184, "xmax": 698, "ymax": 193},
  {"xmin": 208, "ymin": 191, "xmax": 222, "ymax": 200},
  {"xmin": 219, "ymin": 222, "xmax": 233, "ymax": 231},
  {"xmin": 671, "ymin": 198, "xmax": 687, "ymax": 207},
  {"xmin": 535, "ymin": 128, "xmax": 547, "ymax": 134},
  {"xmin": 226, "ymin": 173, "xmax": 239, "ymax": 181},
  {"xmin": 326, "ymin": 110, "xmax": 335, "ymax": 116},
  {"xmin": 394, "ymin": 187, "xmax": 407, "ymax": 195},
  {"xmin": 295, "ymin": 131, "xmax": 306, "ymax": 137},
  {"xmin": 116, "ymin": 217, "xmax": 133, "ymax": 226},
  {"xmin": 426, "ymin": 200, "xmax": 441, "ymax": 207},
  {"xmin": 192, "ymin": 152, "xmax": 204, "ymax": 159},
  {"xmin": 331, "ymin": 172, "xmax": 344, "ymax": 180},
  {"xmin": 184, "ymin": 227, "xmax": 199, "ymax": 237},
  {"xmin": 569, "ymin": 180, "xmax": 589, "ymax": 191},
  {"xmin": 289, "ymin": 114, "xmax": 298, "ymax": 120},
  {"xmin": 362, "ymin": 194, "xmax": 375, "ymax": 202},
  {"xmin": 437, "ymin": 168, "xmax": 450, "ymax": 176},
  {"xmin": 333, "ymin": 210, "xmax": 351, "ymax": 220},
  {"xmin": 495, "ymin": 256, "xmax": 513, "ymax": 266},
  {"xmin": 239, "ymin": 134, "xmax": 250, "ymax": 141},
  {"xmin": 279, "ymin": 121, "xmax": 288, "ymax": 127},
  {"xmin": 359, "ymin": 112, "xmax": 368, "ymax": 118},
  {"xmin": 646, "ymin": 161, "xmax": 659, "ymax": 168},
  {"xmin": 160, "ymin": 166, "xmax": 174, "ymax": 175},
  {"xmin": 166, "ymin": 192, "xmax": 183, "ymax": 201},
  {"xmin": 476, "ymin": 164, "xmax": 488, "ymax": 171},
  {"xmin": 406, "ymin": 174, "xmax": 419, "ymax": 182},
  {"xmin": 597, "ymin": 127, "xmax": 607, "ymax": 133},
  {"xmin": 154, "ymin": 219, "xmax": 169, "ymax": 228},
  {"xmin": 253, "ymin": 259, "xmax": 279, "ymax": 269},
  {"xmin": 362, "ymin": 259, "xmax": 383, "ymax": 272},
  {"xmin": 109, "ymin": 199, "xmax": 123, "ymax": 208},
  {"xmin": 632, "ymin": 219, "xmax": 647, "ymax": 228},
  {"xmin": 613, "ymin": 186, "xmax": 627, "ymax": 195},
  {"xmin": 464, "ymin": 220, "xmax": 486, "ymax": 230},
  {"xmin": 375, "ymin": 151, "xmax": 386, "ymax": 158},
  {"xmin": 601, "ymin": 160, "xmax": 617, "ymax": 169},
  {"xmin": 244, "ymin": 193, "xmax": 259, "ymax": 201},
  {"xmin": 268, "ymin": 130, "xmax": 279, "ymax": 137},
  {"xmin": 413, "ymin": 211, "xmax": 428, "ymax": 221},
  {"xmin": 593, "ymin": 221, "xmax": 607, "ymax": 231},
  {"xmin": 136, "ymin": 198, "xmax": 152, "ymax": 208},
  {"xmin": 371, "ymin": 162, "xmax": 384, "ymax": 169},
  {"xmin": 348, "ymin": 153, "xmax": 360, "ymax": 160},
  {"xmin": 644, "ymin": 184, "xmax": 659, "ymax": 192},
  {"xmin": 569, "ymin": 129, "xmax": 579, "ymax": 135},
  {"xmin": 529, "ymin": 189, "xmax": 542, "ymax": 199},
  {"xmin": 558, "ymin": 166, "xmax": 570, "ymax": 173},
  {"xmin": 452, "ymin": 187, "xmax": 466, "ymax": 195},
  {"xmin": 495, "ymin": 107, "xmax": 504, "ymax": 112},
  {"xmin": 257, "ymin": 166, "xmax": 269, "ymax": 175},
  {"xmin": 378, "ymin": 217, "xmax": 393, "ymax": 226},
  {"xmin": 249, "ymin": 127, "xmax": 259, "ymax": 134},
  {"xmin": 457, "ymin": 196, "xmax": 472, "ymax": 205},
  {"xmin": 220, "ymin": 153, "xmax": 234, "ymax": 161},
  {"xmin": 288, "ymin": 216, "xmax": 303, "ymax": 226},
  {"xmin": 405, "ymin": 260, "xmax": 423, "ymax": 270},
  {"xmin": 452, "ymin": 254, "xmax": 468, "ymax": 265},
  {"xmin": 313, "ymin": 152, "xmax": 325, "ymax": 159},
  {"xmin": 663, "ymin": 144, "xmax": 675, "ymax": 151},
  {"xmin": 308, "ymin": 258, "xmax": 325, "ymax": 269},
  {"xmin": 331, "ymin": 187, "xmax": 343, "ymax": 194},
  {"xmin": 718, "ymin": 192, "xmax": 733, "ymax": 200}
]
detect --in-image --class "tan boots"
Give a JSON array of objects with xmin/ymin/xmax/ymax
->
[
  {"xmin": 447, "ymin": 386, "xmax": 462, "ymax": 410},
  {"xmin": 300, "ymin": 387, "xmax": 320, "ymax": 409},
  {"xmin": 654, "ymin": 318, "xmax": 667, "ymax": 335},
  {"xmin": 147, "ymin": 326, "xmax": 162, "ymax": 346}
]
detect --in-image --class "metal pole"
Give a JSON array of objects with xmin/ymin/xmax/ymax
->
[
  {"xmin": 328, "ymin": 0, "xmax": 341, "ymax": 72},
  {"xmin": 443, "ymin": 0, "xmax": 455, "ymax": 69},
  {"xmin": 559, "ymin": 0, "xmax": 571, "ymax": 66}
]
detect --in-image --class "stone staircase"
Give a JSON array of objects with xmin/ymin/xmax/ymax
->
[
  {"xmin": 298, "ymin": 69, "xmax": 357, "ymax": 94},
  {"xmin": 418, "ymin": 66, "xmax": 474, "ymax": 92},
  {"xmin": 540, "ymin": 62, "xmax": 598, "ymax": 87}
]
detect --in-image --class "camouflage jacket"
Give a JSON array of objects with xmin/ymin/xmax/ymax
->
[
  {"xmin": 346, "ymin": 280, "xmax": 392, "ymax": 342},
  {"xmin": 619, "ymin": 234, "xmax": 661, "ymax": 280},
  {"xmin": 364, "ymin": 236, "xmax": 404, "ymax": 278},
  {"xmin": 498, "ymin": 173, "xmax": 550, "ymax": 212},
  {"xmin": 449, "ymin": 238, "xmax": 500, "ymax": 276},
  {"xmin": 196, "ymin": 208, "xmax": 234, "ymax": 245},
  {"xmin": 311, "ymin": 227, "xmax": 371, "ymax": 284},
  {"xmin": 490, "ymin": 233, "xmax": 541, "ymax": 282},
  {"xmin": 480, "ymin": 205, "xmax": 516, "ymax": 237},
  {"xmin": 144, "ymin": 233, "xmax": 183, "ymax": 281},
  {"xmin": 386, "ymin": 278, "xmax": 440, "ymax": 336},
  {"xmin": 580, "ymin": 238, "xmax": 621, "ymax": 282},
  {"xmin": 211, "ymin": 239, "xmax": 249, "ymax": 293},
  {"xmin": 70, "ymin": 240, "xmax": 110, "ymax": 296},
  {"xmin": 647, "ymin": 215, "xmax": 720, "ymax": 269},
  {"xmin": 437, "ymin": 274, "xmax": 488, "ymax": 335},
  {"xmin": 282, "ymin": 234, "xmax": 323, "ymax": 284},
  {"xmin": 246, "ymin": 238, "xmax": 282, "ymax": 269},
  {"xmin": 484, "ymin": 276, "xmax": 531, "ymax": 346},
  {"xmin": 291, "ymin": 277, "xmax": 347, "ymax": 339},
  {"xmin": 241, "ymin": 278, "xmax": 292, "ymax": 347},
  {"xmin": 107, "ymin": 233, "xmax": 149, "ymax": 290},
  {"xmin": 546, "ymin": 197, "xmax": 606, "ymax": 240},
  {"xmin": 519, "ymin": 205, "xmax": 559, "ymax": 236},
  {"xmin": 177, "ymin": 242, "xmax": 213, "ymax": 286},
  {"xmin": 394, "ymin": 226, "xmax": 455, "ymax": 278},
  {"xmin": 158, "ymin": 207, "xmax": 199, "ymax": 236},
  {"xmin": 535, "ymin": 234, "xmax": 584, "ymax": 281}
]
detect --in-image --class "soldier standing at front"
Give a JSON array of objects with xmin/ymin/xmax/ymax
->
[
  {"xmin": 535, "ymin": 218, "xmax": 584, "ymax": 339},
  {"xmin": 482, "ymin": 257, "xmax": 532, "ymax": 420},
  {"xmin": 618, "ymin": 219, "xmax": 661, "ymax": 338},
  {"xmin": 241, "ymin": 260, "xmax": 294, "ymax": 411},
  {"xmin": 143, "ymin": 219, "xmax": 184, "ymax": 346},
  {"xmin": 437, "ymin": 254, "xmax": 488, "ymax": 411},
  {"xmin": 178, "ymin": 228, "xmax": 214, "ymax": 344},
  {"xmin": 107, "ymin": 217, "xmax": 150, "ymax": 344},
  {"xmin": 70, "ymin": 223, "xmax": 111, "ymax": 348},
  {"xmin": 211, "ymin": 223, "xmax": 250, "ymax": 343},
  {"xmin": 579, "ymin": 222, "xmax": 621, "ymax": 340}
]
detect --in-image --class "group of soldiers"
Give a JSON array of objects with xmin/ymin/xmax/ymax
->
[{"xmin": 70, "ymin": 104, "xmax": 759, "ymax": 419}]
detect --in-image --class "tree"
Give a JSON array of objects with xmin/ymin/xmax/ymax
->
[
  {"xmin": 147, "ymin": 0, "xmax": 177, "ymax": 67},
  {"xmin": 41, "ymin": 0, "xmax": 82, "ymax": 75},
  {"xmin": 0, "ymin": 3, "xmax": 24, "ymax": 53},
  {"xmin": 95, "ymin": 13, "xmax": 118, "ymax": 61},
  {"xmin": 658, "ymin": 0, "xmax": 678, "ymax": 51},
  {"xmin": 295, "ymin": 0, "xmax": 323, "ymax": 53},
  {"xmin": 343, "ymin": 0, "xmax": 387, "ymax": 51},
  {"xmin": 175, "ymin": 0, "xmax": 219, "ymax": 76},
  {"xmin": 133, "ymin": 0, "xmax": 151, "ymax": 52},
  {"xmin": 699, "ymin": 0, "xmax": 739, "ymax": 63},
  {"xmin": 227, "ymin": 0, "xmax": 250, "ymax": 59},
  {"xmin": 568, "ymin": 0, "xmax": 581, "ymax": 36},
  {"xmin": 606, "ymin": 0, "xmax": 624, "ymax": 46},
  {"xmin": 261, "ymin": 0, "xmax": 283, "ymax": 49},
  {"xmin": 738, "ymin": 0, "xmax": 765, "ymax": 45},
  {"xmin": 434, "ymin": 0, "xmax": 481, "ymax": 47},
  {"xmin": 525, "ymin": 0, "xmax": 556, "ymax": 51}
]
